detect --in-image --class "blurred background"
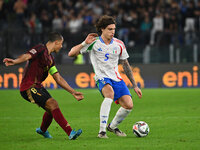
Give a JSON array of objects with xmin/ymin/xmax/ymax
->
[
  {"xmin": 0, "ymin": 0, "xmax": 200, "ymax": 88},
  {"xmin": 0, "ymin": 0, "xmax": 200, "ymax": 64}
]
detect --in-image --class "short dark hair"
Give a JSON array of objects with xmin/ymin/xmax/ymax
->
[
  {"xmin": 95, "ymin": 15, "xmax": 116, "ymax": 35},
  {"xmin": 48, "ymin": 32, "xmax": 63, "ymax": 42}
]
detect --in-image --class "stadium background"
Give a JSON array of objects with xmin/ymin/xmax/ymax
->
[
  {"xmin": 0, "ymin": 1, "xmax": 200, "ymax": 150},
  {"xmin": 0, "ymin": 0, "xmax": 200, "ymax": 88}
]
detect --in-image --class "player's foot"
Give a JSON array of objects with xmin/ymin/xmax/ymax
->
[
  {"xmin": 107, "ymin": 124, "xmax": 127, "ymax": 137},
  {"xmin": 97, "ymin": 131, "xmax": 108, "ymax": 138},
  {"xmin": 69, "ymin": 129, "xmax": 82, "ymax": 140},
  {"xmin": 36, "ymin": 128, "xmax": 52, "ymax": 138}
]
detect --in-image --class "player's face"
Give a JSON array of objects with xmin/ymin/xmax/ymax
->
[
  {"xmin": 102, "ymin": 24, "xmax": 115, "ymax": 40},
  {"xmin": 54, "ymin": 39, "xmax": 63, "ymax": 53}
]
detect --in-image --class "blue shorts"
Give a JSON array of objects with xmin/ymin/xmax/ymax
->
[{"xmin": 96, "ymin": 78, "xmax": 132, "ymax": 104}]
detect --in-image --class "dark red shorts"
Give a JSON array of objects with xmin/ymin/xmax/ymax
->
[{"xmin": 20, "ymin": 87, "xmax": 52, "ymax": 109}]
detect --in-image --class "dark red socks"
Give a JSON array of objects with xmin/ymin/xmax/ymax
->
[
  {"xmin": 40, "ymin": 111, "xmax": 53, "ymax": 132},
  {"xmin": 52, "ymin": 108, "xmax": 72, "ymax": 136}
]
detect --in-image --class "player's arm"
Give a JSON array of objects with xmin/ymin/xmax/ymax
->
[
  {"xmin": 120, "ymin": 59, "xmax": 142, "ymax": 98},
  {"xmin": 3, "ymin": 53, "xmax": 32, "ymax": 66},
  {"xmin": 49, "ymin": 66, "xmax": 84, "ymax": 101},
  {"xmin": 68, "ymin": 33, "xmax": 98, "ymax": 57}
]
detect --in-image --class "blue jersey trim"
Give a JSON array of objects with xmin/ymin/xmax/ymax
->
[
  {"xmin": 99, "ymin": 36, "xmax": 105, "ymax": 43},
  {"xmin": 110, "ymin": 38, "xmax": 114, "ymax": 44},
  {"xmin": 99, "ymin": 36, "xmax": 114, "ymax": 44}
]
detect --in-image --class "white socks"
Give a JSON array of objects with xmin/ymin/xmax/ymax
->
[
  {"xmin": 110, "ymin": 107, "xmax": 132, "ymax": 129},
  {"xmin": 99, "ymin": 98, "xmax": 113, "ymax": 132}
]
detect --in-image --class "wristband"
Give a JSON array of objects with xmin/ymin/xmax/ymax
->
[{"xmin": 81, "ymin": 41, "xmax": 87, "ymax": 47}]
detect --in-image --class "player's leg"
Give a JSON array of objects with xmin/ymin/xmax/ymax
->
[
  {"xmin": 107, "ymin": 95, "xmax": 133, "ymax": 136},
  {"xmin": 36, "ymin": 111, "xmax": 53, "ymax": 138},
  {"xmin": 24, "ymin": 87, "xmax": 81, "ymax": 140},
  {"xmin": 107, "ymin": 80, "xmax": 132, "ymax": 136},
  {"xmin": 98, "ymin": 83, "xmax": 114, "ymax": 138},
  {"xmin": 20, "ymin": 88, "xmax": 53, "ymax": 138},
  {"xmin": 110, "ymin": 95, "xmax": 133, "ymax": 128},
  {"xmin": 45, "ymin": 98, "xmax": 82, "ymax": 140},
  {"xmin": 45, "ymin": 98, "xmax": 72, "ymax": 136},
  {"xmin": 40, "ymin": 111, "xmax": 53, "ymax": 132}
]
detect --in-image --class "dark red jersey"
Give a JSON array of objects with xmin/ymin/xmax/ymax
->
[{"xmin": 20, "ymin": 44, "xmax": 56, "ymax": 91}]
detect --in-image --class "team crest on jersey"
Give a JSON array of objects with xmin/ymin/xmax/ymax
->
[
  {"xmin": 29, "ymin": 49, "xmax": 37, "ymax": 54},
  {"xmin": 100, "ymin": 79, "xmax": 106, "ymax": 84},
  {"xmin": 113, "ymin": 47, "xmax": 118, "ymax": 54}
]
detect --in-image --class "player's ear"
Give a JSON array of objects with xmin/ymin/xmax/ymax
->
[
  {"xmin": 55, "ymin": 40, "xmax": 62, "ymax": 45},
  {"xmin": 55, "ymin": 40, "xmax": 59, "ymax": 45}
]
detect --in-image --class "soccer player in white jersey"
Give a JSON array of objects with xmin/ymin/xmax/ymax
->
[{"xmin": 68, "ymin": 15, "xmax": 142, "ymax": 138}]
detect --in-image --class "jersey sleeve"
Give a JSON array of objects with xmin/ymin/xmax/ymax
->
[
  {"xmin": 80, "ymin": 40, "xmax": 97, "ymax": 54},
  {"xmin": 48, "ymin": 55, "xmax": 58, "ymax": 75},
  {"xmin": 119, "ymin": 43, "xmax": 129, "ymax": 60},
  {"xmin": 27, "ymin": 45, "xmax": 45, "ymax": 60}
]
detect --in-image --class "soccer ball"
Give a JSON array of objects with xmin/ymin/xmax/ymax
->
[{"xmin": 133, "ymin": 121, "xmax": 150, "ymax": 137}]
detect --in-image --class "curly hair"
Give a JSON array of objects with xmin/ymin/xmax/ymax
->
[{"xmin": 95, "ymin": 15, "xmax": 116, "ymax": 35}]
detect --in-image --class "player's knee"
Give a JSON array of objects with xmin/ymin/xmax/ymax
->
[
  {"xmin": 51, "ymin": 99, "xmax": 59, "ymax": 108},
  {"xmin": 105, "ymin": 93, "xmax": 114, "ymax": 99},
  {"xmin": 103, "ymin": 90, "xmax": 114, "ymax": 99},
  {"xmin": 124, "ymin": 101, "xmax": 133, "ymax": 110},
  {"xmin": 127, "ymin": 103, "xmax": 133, "ymax": 110},
  {"xmin": 45, "ymin": 98, "xmax": 59, "ymax": 111},
  {"xmin": 102, "ymin": 85, "xmax": 114, "ymax": 99}
]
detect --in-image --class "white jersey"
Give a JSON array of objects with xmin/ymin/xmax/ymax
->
[{"xmin": 80, "ymin": 36, "xmax": 129, "ymax": 81}]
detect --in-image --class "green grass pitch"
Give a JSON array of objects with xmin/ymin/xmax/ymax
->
[{"xmin": 0, "ymin": 88, "xmax": 200, "ymax": 150}]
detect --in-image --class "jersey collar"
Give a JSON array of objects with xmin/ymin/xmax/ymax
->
[{"xmin": 99, "ymin": 36, "xmax": 113, "ymax": 45}]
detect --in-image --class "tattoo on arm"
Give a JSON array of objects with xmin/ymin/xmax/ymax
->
[{"xmin": 120, "ymin": 59, "xmax": 137, "ymax": 88}]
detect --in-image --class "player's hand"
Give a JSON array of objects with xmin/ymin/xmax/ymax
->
[
  {"xmin": 3, "ymin": 58, "xmax": 15, "ymax": 66},
  {"xmin": 85, "ymin": 33, "xmax": 98, "ymax": 44},
  {"xmin": 134, "ymin": 87, "xmax": 142, "ymax": 98},
  {"xmin": 72, "ymin": 91, "xmax": 84, "ymax": 101}
]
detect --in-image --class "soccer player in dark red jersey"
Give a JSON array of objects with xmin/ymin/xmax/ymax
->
[{"xmin": 3, "ymin": 32, "xmax": 83, "ymax": 140}]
